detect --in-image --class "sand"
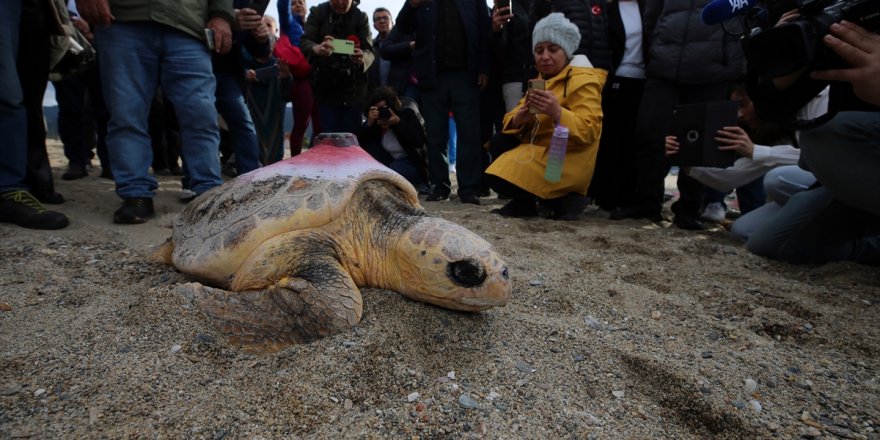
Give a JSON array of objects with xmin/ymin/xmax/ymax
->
[{"xmin": 0, "ymin": 141, "xmax": 878, "ymax": 439}]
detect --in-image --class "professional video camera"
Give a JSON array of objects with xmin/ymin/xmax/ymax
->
[
  {"xmin": 701, "ymin": 0, "xmax": 879, "ymax": 126},
  {"xmin": 743, "ymin": 0, "xmax": 879, "ymax": 79}
]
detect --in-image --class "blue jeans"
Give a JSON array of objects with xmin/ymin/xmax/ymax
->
[
  {"xmin": 95, "ymin": 22, "xmax": 223, "ymax": 198},
  {"xmin": 0, "ymin": 0, "xmax": 26, "ymax": 192},
  {"xmin": 215, "ymin": 72, "xmax": 261, "ymax": 174}
]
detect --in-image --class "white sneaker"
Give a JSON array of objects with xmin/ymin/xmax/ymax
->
[
  {"xmin": 179, "ymin": 189, "xmax": 198, "ymax": 202},
  {"xmin": 449, "ymin": 163, "xmax": 456, "ymax": 173},
  {"xmin": 700, "ymin": 202, "xmax": 726, "ymax": 223}
]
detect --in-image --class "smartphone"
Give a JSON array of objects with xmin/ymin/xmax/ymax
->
[
  {"xmin": 204, "ymin": 28, "xmax": 215, "ymax": 51},
  {"xmin": 248, "ymin": 0, "xmax": 271, "ymax": 15},
  {"xmin": 329, "ymin": 38, "xmax": 355, "ymax": 55},
  {"xmin": 498, "ymin": 0, "xmax": 510, "ymax": 9},
  {"xmin": 254, "ymin": 64, "xmax": 279, "ymax": 81},
  {"xmin": 528, "ymin": 79, "xmax": 545, "ymax": 114}
]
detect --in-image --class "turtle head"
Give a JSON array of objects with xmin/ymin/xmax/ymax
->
[{"xmin": 393, "ymin": 217, "xmax": 511, "ymax": 311}]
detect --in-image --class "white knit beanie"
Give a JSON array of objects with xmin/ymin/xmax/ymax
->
[{"xmin": 532, "ymin": 13, "xmax": 581, "ymax": 59}]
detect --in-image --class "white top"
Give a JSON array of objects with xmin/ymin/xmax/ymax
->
[
  {"xmin": 615, "ymin": 0, "xmax": 646, "ymax": 79},
  {"xmin": 686, "ymin": 88, "xmax": 830, "ymax": 192},
  {"xmin": 382, "ymin": 129, "xmax": 407, "ymax": 160}
]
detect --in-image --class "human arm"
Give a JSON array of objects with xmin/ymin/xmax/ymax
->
[
  {"xmin": 299, "ymin": 5, "xmax": 327, "ymax": 57},
  {"xmin": 810, "ymin": 21, "xmax": 880, "ymax": 106},
  {"xmin": 75, "ymin": 0, "xmax": 114, "ymax": 26},
  {"xmin": 380, "ymin": 28, "xmax": 415, "ymax": 61}
]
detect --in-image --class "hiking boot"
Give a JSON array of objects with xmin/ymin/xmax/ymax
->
[
  {"xmin": 113, "ymin": 197, "xmax": 155, "ymax": 224},
  {"xmin": 0, "ymin": 190, "xmax": 69, "ymax": 230}
]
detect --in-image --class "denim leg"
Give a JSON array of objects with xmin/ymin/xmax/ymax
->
[
  {"xmin": 799, "ymin": 111, "xmax": 880, "ymax": 217},
  {"xmin": 420, "ymin": 83, "xmax": 451, "ymax": 194},
  {"xmin": 747, "ymin": 186, "xmax": 880, "ymax": 264},
  {"xmin": 0, "ymin": 0, "xmax": 26, "ymax": 192},
  {"xmin": 54, "ymin": 76, "xmax": 91, "ymax": 167},
  {"xmin": 764, "ymin": 165, "xmax": 815, "ymax": 204},
  {"xmin": 158, "ymin": 28, "xmax": 223, "ymax": 195},
  {"xmin": 388, "ymin": 157, "xmax": 422, "ymax": 187},
  {"xmin": 215, "ymin": 72, "xmax": 261, "ymax": 174},
  {"xmin": 95, "ymin": 23, "xmax": 161, "ymax": 199},
  {"xmin": 448, "ymin": 116, "xmax": 457, "ymax": 165}
]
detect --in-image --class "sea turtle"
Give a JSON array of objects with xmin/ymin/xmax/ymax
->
[{"xmin": 159, "ymin": 133, "xmax": 511, "ymax": 353}]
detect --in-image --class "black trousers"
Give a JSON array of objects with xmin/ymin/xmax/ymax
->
[
  {"xmin": 19, "ymin": 0, "xmax": 54, "ymax": 198},
  {"xmin": 632, "ymin": 78, "xmax": 734, "ymax": 217}
]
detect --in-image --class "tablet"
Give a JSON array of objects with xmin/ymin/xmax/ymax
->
[{"xmin": 671, "ymin": 101, "xmax": 739, "ymax": 168}]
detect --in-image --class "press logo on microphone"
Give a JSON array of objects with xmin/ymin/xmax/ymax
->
[{"xmin": 728, "ymin": 0, "xmax": 749, "ymax": 12}]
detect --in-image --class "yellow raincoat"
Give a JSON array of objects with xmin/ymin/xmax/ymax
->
[{"xmin": 486, "ymin": 55, "xmax": 607, "ymax": 199}]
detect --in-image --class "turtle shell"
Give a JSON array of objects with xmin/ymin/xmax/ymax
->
[{"xmin": 171, "ymin": 134, "xmax": 420, "ymax": 287}]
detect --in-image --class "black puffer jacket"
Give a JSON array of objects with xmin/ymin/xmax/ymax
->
[
  {"xmin": 532, "ymin": 0, "xmax": 614, "ymax": 72},
  {"xmin": 641, "ymin": 0, "xmax": 744, "ymax": 84},
  {"xmin": 492, "ymin": 0, "xmax": 534, "ymax": 85}
]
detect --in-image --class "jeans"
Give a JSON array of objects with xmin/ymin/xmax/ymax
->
[
  {"xmin": 746, "ymin": 186, "xmax": 880, "ymax": 264},
  {"xmin": 730, "ymin": 165, "xmax": 816, "ymax": 243},
  {"xmin": 0, "ymin": 0, "xmax": 26, "ymax": 192},
  {"xmin": 95, "ymin": 22, "xmax": 223, "ymax": 198},
  {"xmin": 215, "ymin": 72, "xmax": 261, "ymax": 174}
]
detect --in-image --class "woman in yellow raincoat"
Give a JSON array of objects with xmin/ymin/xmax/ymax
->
[{"xmin": 485, "ymin": 13, "xmax": 607, "ymax": 220}]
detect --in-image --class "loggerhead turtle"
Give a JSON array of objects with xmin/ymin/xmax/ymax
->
[{"xmin": 159, "ymin": 133, "xmax": 511, "ymax": 353}]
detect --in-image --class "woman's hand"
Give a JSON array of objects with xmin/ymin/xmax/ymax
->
[
  {"xmin": 351, "ymin": 47, "xmax": 365, "ymax": 65},
  {"xmin": 527, "ymin": 89, "xmax": 562, "ymax": 122},
  {"xmin": 715, "ymin": 126, "xmax": 755, "ymax": 158},
  {"xmin": 491, "ymin": 4, "xmax": 512, "ymax": 33},
  {"xmin": 366, "ymin": 106, "xmax": 379, "ymax": 126},
  {"xmin": 508, "ymin": 103, "xmax": 534, "ymax": 129},
  {"xmin": 377, "ymin": 107, "xmax": 400, "ymax": 128},
  {"xmin": 664, "ymin": 135, "xmax": 679, "ymax": 158},
  {"xmin": 313, "ymin": 36, "xmax": 334, "ymax": 56},
  {"xmin": 245, "ymin": 69, "xmax": 258, "ymax": 82}
]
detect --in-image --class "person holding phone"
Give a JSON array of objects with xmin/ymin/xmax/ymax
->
[
  {"xmin": 300, "ymin": 0, "xmax": 375, "ymax": 135},
  {"xmin": 485, "ymin": 13, "xmax": 606, "ymax": 220}
]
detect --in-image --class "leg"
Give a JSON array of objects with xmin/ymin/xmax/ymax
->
[
  {"xmin": 158, "ymin": 27, "xmax": 223, "ymax": 196},
  {"xmin": 54, "ymin": 75, "xmax": 91, "ymax": 177},
  {"xmin": 0, "ymin": 0, "xmax": 27, "ymax": 192},
  {"xmin": 747, "ymin": 186, "xmax": 880, "ymax": 264},
  {"xmin": 420, "ymin": 82, "xmax": 451, "ymax": 197},
  {"xmin": 95, "ymin": 22, "xmax": 161, "ymax": 199},
  {"xmin": 764, "ymin": 165, "xmax": 815, "ymax": 204},
  {"xmin": 180, "ymin": 257, "xmax": 364, "ymax": 354},
  {"xmin": 448, "ymin": 71, "xmax": 483, "ymax": 199},
  {"xmin": 215, "ymin": 72, "xmax": 261, "ymax": 174},
  {"xmin": 289, "ymin": 77, "xmax": 313, "ymax": 156}
]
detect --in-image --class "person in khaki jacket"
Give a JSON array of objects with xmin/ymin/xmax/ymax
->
[
  {"xmin": 75, "ymin": 0, "xmax": 234, "ymax": 224},
  {"xmin": 485, "ymin": 13, "xmax": 607, "ymax": 221}
]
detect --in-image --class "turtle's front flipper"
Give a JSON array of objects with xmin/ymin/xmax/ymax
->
[{"xmin": 179, "ymin": 265, "xmax": 364, "ymax": 354}]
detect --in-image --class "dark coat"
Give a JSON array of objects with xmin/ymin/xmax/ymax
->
[
  {"xmin": 491, "ymin": 0, "xmax": 534, "ymax": 86},
  {"xmin": 367, "ymin": 27, "xmax": 417, "ymax": 96},
  {"xmin": 641, "ymin": 0, "xmax": 744, "ymax": 84},
  {"xmin": 355, "ymin": 106, "xmax": 429, "ymax": 182},
  {"xmin": 395, "ymin": 0, "xmax": 491, "ymax": 88},
  {"xmin": 531, "ymin": 0, "xmax": 614, "ymax": 72}
]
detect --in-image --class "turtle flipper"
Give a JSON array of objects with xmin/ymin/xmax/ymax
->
[{"xmin": 179, "ymin": 268, "xmax": 364, "ymax": 354}]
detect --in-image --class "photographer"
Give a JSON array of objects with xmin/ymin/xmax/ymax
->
[
  {"xmin": 745, "ymin": 21, "xmax": 880, "ymax": 264},
  {"xmin": 355, "ymin": 87, "xmax": 428, "ymax": 189}
]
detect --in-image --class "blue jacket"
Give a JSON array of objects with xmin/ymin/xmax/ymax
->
[{"xmin": 395, "ymin": 0, "xmax": 491, "ymax": 88}]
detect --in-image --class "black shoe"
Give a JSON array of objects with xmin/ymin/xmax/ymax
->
[
  {"xmin": 491, "ymin": 199, "xmax": 537, "ymax": 217},
  {"xmin": 0, "ymin": 190, "xmax": 69, "ymax": 230},
  {"xmin": 62, "ymin": 164, "xmax": 88, "ymax": 180},
  {"xmin": 673, "ymin": 214, "xmax": 705, "ymax": 230},
  {"xmin": 113, "ymin": 198, "xmax": 155, "ymax": 224},
  {"xmin": 426, "ymin": 191, "xmax": 449, "ymax": 202},
  {"xmin": 35, "ymin": 192, "xmax": 65, "ymax": 205},
  {"xmin": 609, "ymin": 205, "xmax": 662, "ymax": 222},
  {"xmin": 459, "ymin": 192, "xmax": 481, "ymax": 205}
]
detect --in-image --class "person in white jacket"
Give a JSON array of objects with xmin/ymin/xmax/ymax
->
[{"xmin": 665, "ymin": 86, "xmax": 829, "ymax": 241}]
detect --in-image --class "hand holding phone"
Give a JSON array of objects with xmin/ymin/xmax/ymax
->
[
  {"xmin": 329, "ymin": 38, "xmax": 355, "ymax": 55},
  {"xmin": 528, "ymin": 79, "xmax": 545, "ymax": 114},
  {"xmin": 247, "ymin": 0, "xmax": 271, "ymax": 15},
  {"xmin": 204, "ymin": 28, "xmax": 215, "ymax": 51}
]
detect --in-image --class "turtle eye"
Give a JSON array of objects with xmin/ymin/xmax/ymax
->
[{"xmin": 448, "ymin": 259, "xmax": 487, "ymax": 287}]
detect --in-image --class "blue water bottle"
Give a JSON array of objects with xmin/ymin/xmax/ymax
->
[{"xmin": 544, "ymin": 124, "xmax": 568, "ymax": 183}]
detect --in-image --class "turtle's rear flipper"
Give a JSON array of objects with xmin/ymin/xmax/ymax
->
[{"xmin": 178, "ymin": 273, "xmax": 364, "ymax": 354}]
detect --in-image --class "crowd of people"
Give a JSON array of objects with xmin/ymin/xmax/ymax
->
[{"xmin": 1, "ymin": 0, "xmax": 878, "ymax": 265}]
